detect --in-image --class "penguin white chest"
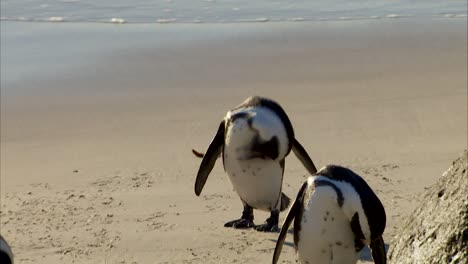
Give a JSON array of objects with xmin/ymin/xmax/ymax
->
[
  {"xmin": 224, "ymin": 156, "xmax": 283, "ymax": 211},
  {"xmin": 223, "ymin": 114, "xmax": 285, "ymax": 211},
  {"xmin": 297, "ymin": 184, "xmax": 359, "ymax": 264}
]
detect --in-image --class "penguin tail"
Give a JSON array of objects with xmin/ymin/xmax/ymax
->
[
  {"xmin": 192, "ymin": 149, "xmax": 223, "ymax": 159},
  {"xmin": 192, "ymin": 149, "xmax": 205, "ymax": 158},
  {"xmin": 279, "ymin": 192, "xmax": 291, "ymax": 212}
]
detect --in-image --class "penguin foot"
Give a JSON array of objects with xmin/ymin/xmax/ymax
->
[
  {"xmin": 255, "ymin": 210, "xmax": 280, "ymax": 232},
  {"xmin": 254, "ymin": 222, "xmax": 279, "ymax": 232},
  {"xmin": 224, "ymin": 219, "xmax": 255, "ymax": 229}
]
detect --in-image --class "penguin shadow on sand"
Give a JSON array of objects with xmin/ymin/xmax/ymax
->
[{"xmin": 358, "ymin": 243, "xmax": 390, "ymax": 261}]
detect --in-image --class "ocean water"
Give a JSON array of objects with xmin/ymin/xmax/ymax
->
[
  {"xmin": 1, "ymin": 0, "xmax": 467, "ymax": 23},
  {"xmin": 1, "ymin": 0, "xmax": 467, "ymax": 90}
]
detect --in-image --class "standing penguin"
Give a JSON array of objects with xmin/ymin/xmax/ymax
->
[
  {"xmin": 194, "ymin": 96, "xmax": 318, "ymax": 232},
  {"xmin": 0, "ymin": 235, "xmax": 14, "ymax": 264},
  {"xmin": 273, "ymin": 165, "xmax": 387, "ymax": 264}
]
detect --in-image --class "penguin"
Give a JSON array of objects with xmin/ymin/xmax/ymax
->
[
  {"xmin": 194, "ymin": 96, "xmax": 318, "ymax": 232},
  {"xmin": 273, "ymin": 165, "xmax": 387, "ymax": 264},
  {"xmin": 0, "ymin": 235, "xmax": 14, "ymax": 264}
]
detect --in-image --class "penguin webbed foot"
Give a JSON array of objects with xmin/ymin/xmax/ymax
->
[
  {"xmin": 224, "ymin": 218, "xmax": 255, "ymax": 229},
  {"xmin": 225, "ymin": 205, "xmax": 255, "ymax": 229},
  {"xmin": 255, "ymin": 211, "xmax": 280, "ymax": 232},
  {"xmin": 254, "ymin": 222, "xmax": 279, "ymax": 232}
]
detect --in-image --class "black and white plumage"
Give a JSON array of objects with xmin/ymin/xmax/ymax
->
[
  {"xmin": 194, "ymin": 96, "xmax": 318, "ymax": 232},
  {"xmin": 0, "ymin": 235, "xmax": 14, "ymax": 264},
  {"xmin": 273, "ymin": 165, "xmax": 387, "ymax": 264}
]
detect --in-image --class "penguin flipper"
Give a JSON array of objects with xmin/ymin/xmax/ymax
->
[
  {"xmin": 291, "ymin": 138, "xmax": 318, "ymax": 175},
  {"xmin": 370, "ymin": 235, "xmax": 387, "ymax": 264},
  {"xmin": 195, "ymin": 121, "xmax": 225, "ymax": 196},
  {"xmin": 272, "ymin": 181, "xmax": 308, "ymax": 264}
]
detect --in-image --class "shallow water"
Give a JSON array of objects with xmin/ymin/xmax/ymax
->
[
  {"xmin": 1, "ymin": 0, "xmax": 467, "ymax": 23},
  {"xmin": 1, "ymin": 1, "xmax": 466, "ymax": 90}
]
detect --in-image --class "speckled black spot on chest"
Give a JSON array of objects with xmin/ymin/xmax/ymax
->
[{"xmin": 324, "ymin": 211, "xmax": 330, "ymax": 221}]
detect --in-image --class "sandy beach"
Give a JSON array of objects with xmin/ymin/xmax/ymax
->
[{"xmin": 1, "ymin": 18, "xmax": 467, "ymax": 263}]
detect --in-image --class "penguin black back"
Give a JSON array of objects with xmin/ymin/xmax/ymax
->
[
  {"xmin": 273, "ymin": 165, "xmax": 387, "ymax": 264},
  {"xmin": 317, "ymin": 165, "xmax": 386, "ymax": 240}
]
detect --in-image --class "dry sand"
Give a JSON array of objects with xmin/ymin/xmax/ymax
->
[{"xmin": 1, "ymin": 18, "xmax": 467, "ymax": 263}]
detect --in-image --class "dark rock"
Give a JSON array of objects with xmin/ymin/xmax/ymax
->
[{"xmin": 388, "ymin": 150, "xmax": 467, "ymax": 264}]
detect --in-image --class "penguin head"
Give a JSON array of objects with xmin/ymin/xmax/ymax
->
[
  {"xmin": 225, "ymin": 108, "xmax": 282, "ymax": 161},
  {"xmin": 225, "ymin": 110, "xmax": 258, "ymax": 144}
]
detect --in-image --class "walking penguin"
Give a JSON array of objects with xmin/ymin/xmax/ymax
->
[{"xmin": 193, "ymin": 96, "xmax": 318, "ymax": 232}]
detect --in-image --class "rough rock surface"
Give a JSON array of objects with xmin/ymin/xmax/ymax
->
[{"xmin": 388, "ymin": 150, "xmax": 468, "ymax": 264}]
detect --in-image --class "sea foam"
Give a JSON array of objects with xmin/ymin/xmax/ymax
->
[
  {"xmin": 156, "ymin": 18, "xmax": 177, "ymax": 23},
  {"xmin": 49, "ymin": 17, "xmax": 65, "ymax": 22},
  {"xmin": 110, "ymin": 18, "xmax": 126, "ymax": 24},
  {"xmin": 386, "ymin": 14, "xmax": 402, "ymax": 19}
]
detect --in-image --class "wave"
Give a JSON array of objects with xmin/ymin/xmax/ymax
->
[{"xmin": 0, "ymin": 13, "xmax": 466, "ymax": 25}]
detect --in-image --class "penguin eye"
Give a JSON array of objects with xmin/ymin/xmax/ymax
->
[{"xmin": 247, "ymin": 118, "xmax": 253, "ymax": 127}]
